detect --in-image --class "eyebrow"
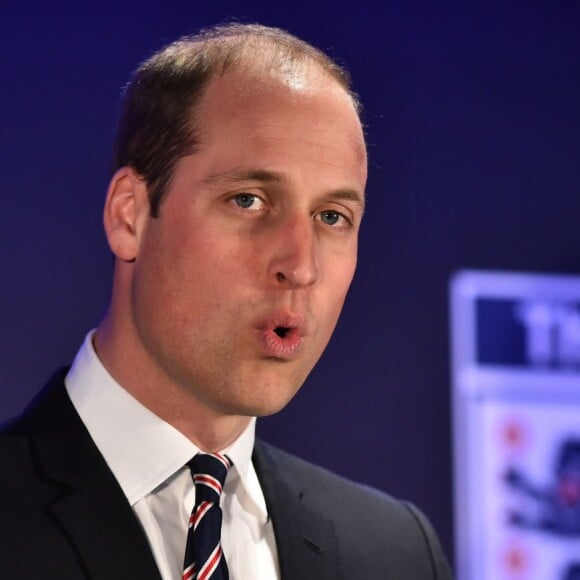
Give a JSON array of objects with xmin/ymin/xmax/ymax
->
[
  {"xmin": 205, "ymin": 168, "xmax": 288, "ymax": 186},
  {"xmin": 204, "ymin": 168, "xmax": 365, "ymax": 210}
]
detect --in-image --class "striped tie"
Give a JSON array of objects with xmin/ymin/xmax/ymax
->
[{"xmin": 183, "ymin": 453, "xmax": 232, "ymax": 580}]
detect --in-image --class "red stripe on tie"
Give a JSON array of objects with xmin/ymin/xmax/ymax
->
[
  {"xmin": 209, "ymin": 453, "xmax": 231, "ymax": 471},
  {"xmin": 191, "ymin": 500, "xmax": 212, "ymax": 530},
  {"xmin": 182, "ymin": 562, "xmax": 196, "ymax": 580},
  {"xmin": 194, "ymin": 473, "xmax": 222, "ymax": 495},
  {"xmin": 198, "ymin": 545, "xmax": 222, "ymax": 580}
]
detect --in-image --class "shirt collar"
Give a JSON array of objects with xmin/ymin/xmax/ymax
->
[{"xmin": 65, "ymin": 331, "xmax": 267, "ymax": 522}]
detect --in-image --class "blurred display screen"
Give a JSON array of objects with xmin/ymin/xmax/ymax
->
[{"xmin": 451, "ymin": 271, "xmax": 580, "ymax": 580}]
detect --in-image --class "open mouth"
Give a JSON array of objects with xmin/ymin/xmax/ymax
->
[
  {"xmin": 274, "ymin": 326, "xmax": 291, "ymax": 338},
  {"xmin": 256, "ymin": 314, "xmax": 305, "ymax": 359}
]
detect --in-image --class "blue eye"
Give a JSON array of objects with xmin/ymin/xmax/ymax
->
[
  {"xmin": 232, "ymin": 193, "xmax": 264, "ymax": 210},
  {"xmin": 234, "ymin": 194, "xmax": 255, "ymax": 208},
  {"xmin": 320, "ymin": 210, "xmax": 341, "ymax": 225}
]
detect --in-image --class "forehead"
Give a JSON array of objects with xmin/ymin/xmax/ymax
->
[{"xmin": 193, "ymin": 67, "xmax": 367, "ymax": 178}]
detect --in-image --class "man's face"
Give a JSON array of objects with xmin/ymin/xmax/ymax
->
[{"xmin": 129, "ymin": 68, "xmax": 367, "ymax": 418}]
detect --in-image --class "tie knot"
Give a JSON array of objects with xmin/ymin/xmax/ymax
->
[{"xmin": 188, "ymin": 453, "xmax": 232, "ymax": 504}]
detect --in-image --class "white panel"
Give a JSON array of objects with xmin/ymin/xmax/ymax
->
[{"xmin": 451, "ymin": 271, "xmax": 580, "ymax": 580}]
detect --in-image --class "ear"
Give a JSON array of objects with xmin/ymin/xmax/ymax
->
[{"xmin": 103, "ymin": 167, "xmax": 150, "ymax": 262}]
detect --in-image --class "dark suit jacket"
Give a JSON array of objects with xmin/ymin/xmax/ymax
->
[{"xmin": 0, "ymin": 369, "xmax": 452, "ymax": 579}]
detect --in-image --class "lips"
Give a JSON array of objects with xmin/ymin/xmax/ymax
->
[{"xmin": 255, "ymin": 312, "xmax": 305, "ymax": 359}]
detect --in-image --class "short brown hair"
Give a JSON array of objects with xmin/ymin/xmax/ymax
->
[{"xmin": 113, "ymin": 23, "xmax": 360, "ymax": 217}]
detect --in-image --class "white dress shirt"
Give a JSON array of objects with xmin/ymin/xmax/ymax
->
[{"xmin": 65, "ymin": 331, "xmax": 280, "ymax": 580}]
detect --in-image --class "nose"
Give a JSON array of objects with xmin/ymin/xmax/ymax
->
[{"xmin": 267, "ymin": 215, "xmax": 319, "ymax": 288}]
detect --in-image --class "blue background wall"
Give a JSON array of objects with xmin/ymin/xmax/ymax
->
[{"xmin": 2, "ymin": 1, "xmax": 580, "ymax": 563}]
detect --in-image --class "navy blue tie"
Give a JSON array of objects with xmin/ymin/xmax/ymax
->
[{"xmin": 183, "ymin": 453, "xmax": 232, "ymax": 580}]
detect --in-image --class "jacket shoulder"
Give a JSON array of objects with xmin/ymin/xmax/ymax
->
[
  {"xmin": 256, "ymin": 439, "xmax": 413, "ymax": 513},
  {"xmin": 255, "ymin": 440, "xmax": 453, "ymax": 579}
]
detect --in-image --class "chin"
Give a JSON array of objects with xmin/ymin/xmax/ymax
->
[
  {"xmin": 228, "ymin": 391, "xmax": 299, "ymax": 418},
  {"xmin": 221, "ymin": 376, "xmax": 305, "ymax": 418},
  {"xmin": 251, "ymin": 398, "xmax": 294, "ymax": 418}
]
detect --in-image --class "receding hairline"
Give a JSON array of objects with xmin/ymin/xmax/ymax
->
[{"xmin": 140, "ymin": 23, "xmax": 361, "ymax": 113}]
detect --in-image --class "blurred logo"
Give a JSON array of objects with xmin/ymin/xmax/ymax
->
[
  {"xmin": 504, "ymin": 438, "xmax": 580, "ymax": 536},
  {"xmin": 517, "ymin": 302, "xmax": 580, "ymax": 368}
]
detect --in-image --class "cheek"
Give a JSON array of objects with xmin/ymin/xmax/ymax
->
[
  {"xmin": 155, "ymin": 229, "xmax": 257, "ymax": 322},
  {"xmin": 327, "ymin": 249, "xmax": 357, "ymax": 298},
  {"xmin": 318, "ymin": 253, "xmax": 357, "ymax": 329}
]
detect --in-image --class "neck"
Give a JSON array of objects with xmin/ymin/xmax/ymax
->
[{"xmin": 94, "ymin": 312, "xmax": 252, "ymax": 452}]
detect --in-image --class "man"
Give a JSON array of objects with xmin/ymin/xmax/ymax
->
[{"xmin": 0, "ymin": 24, "xmax": 452, "ymax": 579}]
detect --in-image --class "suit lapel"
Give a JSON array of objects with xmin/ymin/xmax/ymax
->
[
  {"xmin": 253, "ymin": 441, "xmax": 341, "ymax": 580},
  {"xmin": 22, "ymin": 371, "xmax": 162, "ymax": 580}
]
